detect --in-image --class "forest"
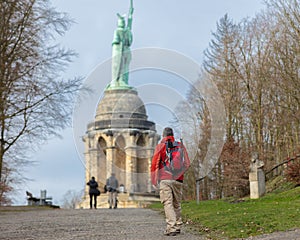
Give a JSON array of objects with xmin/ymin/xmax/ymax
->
[{"xmin": 179, "ymin": 0, "xmax": 300, "ymax": 199}]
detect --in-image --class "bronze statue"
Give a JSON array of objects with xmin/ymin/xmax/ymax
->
[{"xmin": 110, "ymin": 0, "xmax": 134, "ymax": 89}]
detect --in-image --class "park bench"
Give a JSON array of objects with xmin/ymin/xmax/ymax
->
[{"xmin": 26, "ymin": 190, "xmax": 53, "ymax": 206}]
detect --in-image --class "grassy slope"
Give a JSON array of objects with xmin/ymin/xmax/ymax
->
[{"xmin": 149, "ymin": 187, "xmax": 300, "ymax": 239}]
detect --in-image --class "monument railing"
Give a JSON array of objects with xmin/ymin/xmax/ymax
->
[
  {"xmin": 87, "ymin": 119, "xmax": 156, "ymax": 131},
  {"xmin": 265, "ymin": 154, "xmax": 300, "ymax": 180}
]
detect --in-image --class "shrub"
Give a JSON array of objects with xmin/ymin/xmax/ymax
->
[{"xmin": 285, "ymin": 159, "xmax": 300, "ymax": 185}]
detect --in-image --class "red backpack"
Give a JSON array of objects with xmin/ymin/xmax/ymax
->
[{"xmin": 162, "ymin": 139, "xmax": 185, "ymax": 177}]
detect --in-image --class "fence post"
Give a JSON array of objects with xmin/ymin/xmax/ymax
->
[{"xmin": 196, "ymin": 177, "xmax": 204, "ymax": 205}]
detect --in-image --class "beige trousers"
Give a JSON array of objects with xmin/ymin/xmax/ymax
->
[
  {"xmin": 108, "ymin": 191, "xmax": 117, "ymax": 208},
  {"xmin": 159, "ymin": 180, "xmax": 183, "ymax": 233}
]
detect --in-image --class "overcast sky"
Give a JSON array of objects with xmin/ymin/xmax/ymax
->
[{"xmin": 16, "ymin": 0, "xmax": 265, "ymax": 205}]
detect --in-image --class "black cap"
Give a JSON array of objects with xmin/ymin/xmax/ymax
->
[{"xmin": 163, "ymin": 127, "xmax": 174, "ymax": 137}]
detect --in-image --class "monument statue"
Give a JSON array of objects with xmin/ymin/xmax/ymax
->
[
  {"xmin": 108, "ymin": 0, "xmax": 134, "ymax": 89},
  {"xmin": 249, "ymin": 156, "xmax": 266, "ymax": 199}
]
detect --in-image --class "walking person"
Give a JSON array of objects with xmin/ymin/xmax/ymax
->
[
  {"xmin": 87, "ymin": 176, "xmax": 100, "ymax": 209},
  {"xmin": 106, "ymin": 173, "xmax": 119, "ymax": 209},
  {"xmin": 151, "ymin": 127, "xmax": 190, "ymax": 236}
]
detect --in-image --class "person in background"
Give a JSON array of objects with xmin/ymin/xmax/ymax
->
[
  {"xmin": 106, "ymin": 173, "xmax": 119, "ymax": 209},
  {"xmin": 87, "ymin": 176, "xmax": 99, "ymax": 209},
  {"xmin": 151, "ymin": 127, "xmax": 190, "ymax": 236}
]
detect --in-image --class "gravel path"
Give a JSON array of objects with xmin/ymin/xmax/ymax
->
[
  {"xmin": 0, "ymin": 208, "xmax": 204, "ymax": 240},
  {"xmin": 0, "ymin": 207, "xmax": 299, "ymax": 240}
]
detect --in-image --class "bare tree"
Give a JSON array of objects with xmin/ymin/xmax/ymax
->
[
  {"xmin": 0, "ymin": 0, "xmax": 82, "ymax": 203},
  {"xmin": 0, "ymin": 163, "xmax": 13, "ymax": 205},
  {"xmin": 174, "ymin": 74, "xmax": 217, "ymax": 199},
  {"xmin": 61, "ymin": 189, "xmax": 83, "ymax": 209},
  {"xmin": 267, "ymin": 0, "xmax": 300, "ymax": 159},
  {"xmin": 184, "ymin": 0, "xmax": 300, "ymax": 199}
]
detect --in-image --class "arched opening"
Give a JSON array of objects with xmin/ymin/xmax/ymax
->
[{"xmin": 137, "ymin": 135, "xmax": 146, "ymax": 147}]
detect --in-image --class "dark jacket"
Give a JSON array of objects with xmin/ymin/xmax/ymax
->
[{"xmin": 87, "ymin": 179, "xmax": 99, "ymax": 195}]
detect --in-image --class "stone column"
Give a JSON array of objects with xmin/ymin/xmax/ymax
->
[
  {"xmin": 147, "ymin": 132, "xmax": 159, "ymax": 192},
  {"xmin": 82, "ymin": 135, "xmax": 90, "ymax": 193},
  {"xmin": 84, "ymin": 151, "xmax": 90, "ymax": 195},
  {"xmin": 125, "ymin": 146, "xmax": 137, "ymax": 193},
  {"xmin": 89, "ymin": 149, "xmax": 99, "ymax": 180},
  {"xmin": 106, "ymin": 146, "xmax": 115, "ymax": 179},
  {"xmin": 146, "ymin": 147, "xmax": 154, "ymax": 193},
  {"xmin": 249, "ymin": 159, "xmax": 266, "ymax": 199}
]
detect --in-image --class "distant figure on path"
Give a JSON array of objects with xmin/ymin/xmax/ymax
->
[
  {"xmin": 151, "ymin": 127, "xmax": 190, "ymax": 236},
  {"xmin": 87, "ymin": 176, "xmax": 100, "ymax": 209},
  {"xmin": 106, "ymin": 173, "xmax": 119, "ymax": 209}
]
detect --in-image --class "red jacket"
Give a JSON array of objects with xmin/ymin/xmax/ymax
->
[{"xmin": 151, "ymin": 136, "xmax": 190, "ymax": 186}]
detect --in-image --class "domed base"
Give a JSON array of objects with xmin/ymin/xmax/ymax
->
[
  {"xmin": 93, "ymin": 88, "xmax": 154, "ymax": 130},
  {"xmin": 88, "ymin": 118, "xmax": 156, "ymax": 131}
]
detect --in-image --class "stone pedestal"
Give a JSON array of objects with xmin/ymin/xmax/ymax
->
[
  {"xmin": 79, "ymin": 89, "xmax": 160, "ymax": 208},
  {"xmin": 249, "ymin": 160, "xmax": 266, "ymax": 199}
]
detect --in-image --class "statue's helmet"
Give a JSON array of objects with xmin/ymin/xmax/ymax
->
[{"xmin": 117, "ymin": 13, "xmax": 126, "ymax": 28}]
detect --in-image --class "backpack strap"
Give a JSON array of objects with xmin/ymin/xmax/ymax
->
[
  {"xmin": 179, "ymin": 138, "xmax": 184, "ymax": 167},
  {"xmin": 162, "ymin": 141, "xmax": 172, "ymax": 173},
  {"xmin": 163, "ymin": 140, "xmax": 181, "ymax": 173}
]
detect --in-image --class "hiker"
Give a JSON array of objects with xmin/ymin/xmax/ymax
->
[
  {"xmin": 87, "ymin": 176, "xmax": 100, "ymax": 209},
  {"xmin": 151, "ymin": 127, "xmax": 190, "ymax": 236},
  {"xmin": 106, "ymin": 173, "xmax": 119, "ymax": 209}
]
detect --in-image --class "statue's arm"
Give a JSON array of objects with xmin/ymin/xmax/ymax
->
[
  {"xmin": 127, "ymin": 16, "xmax": 133, "ymax": 30},
  {"xmin": 127, "ymin": 0, "xmax": 134, "ymax": 30}
]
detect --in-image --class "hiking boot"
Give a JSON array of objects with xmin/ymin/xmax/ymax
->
[{"xmin": 163, "ymin": 231, "xmax": 177, "ymax": 236}]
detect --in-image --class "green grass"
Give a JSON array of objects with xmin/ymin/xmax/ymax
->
[
  {"xmin": 0, "ymin": 205, "xmax": 59, "ymax": 212},
  {"xmin": 149, "ymin": 187, "xmax": 300, "ymax": 239},
  {"xmin": 266, "ymin": 175, "xmax": 296, "ymax": 193}
]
